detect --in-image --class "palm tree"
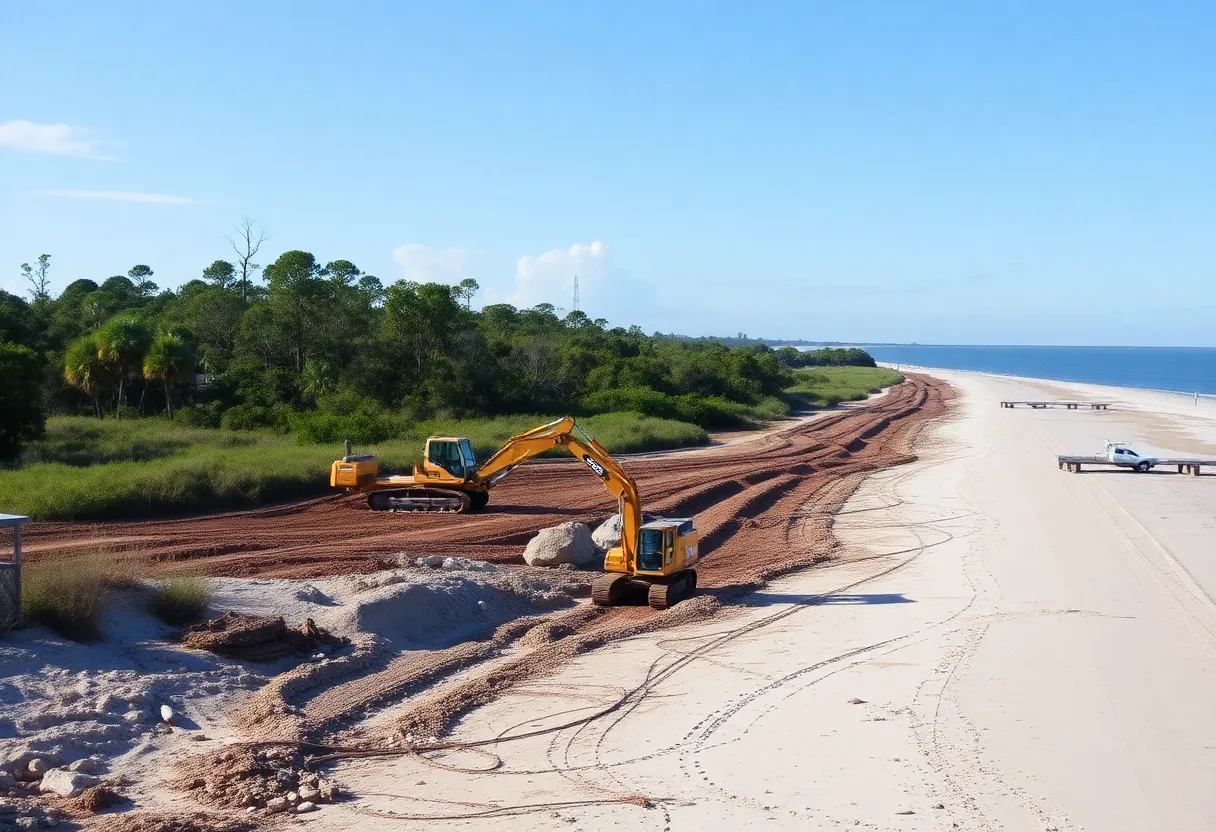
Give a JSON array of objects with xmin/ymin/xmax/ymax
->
[
  {"xmin": 300, "ymin": 358, "xmax": 335, "ymax": 405},
  {"xmin": 96, "ymin": 315, "xmax": 150, "ymax": 418},
  {"xmin": 64, "ymin": 333, "xmax": 111, "ymax": 418},
  {"xmin": 143, "ymin": 333, "xmax": 196, "ymax": 418}
]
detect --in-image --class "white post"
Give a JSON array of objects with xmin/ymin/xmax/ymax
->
[{"xmin": 12, "ymin": 525, "xmax": 20, "ymax": 628}]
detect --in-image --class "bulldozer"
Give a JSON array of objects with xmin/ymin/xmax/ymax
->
[{"xmin": 330, "ymin": 417, "xmax": 700, "ymax": 608}]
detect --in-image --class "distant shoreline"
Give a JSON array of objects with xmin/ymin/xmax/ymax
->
[{"xmin": 885, "ymin": 362, "xmax": 1216, "ymax": 401}]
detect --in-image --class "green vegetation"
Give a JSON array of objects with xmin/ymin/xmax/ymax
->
[
  {"xmin": 775, "ymin": 346, "xmax": 878, "ymax": 368},
  {"xmin": 785, "ymin": 366, "xmax": 904, "ymax": 408},
  {"xmin": 5, "ymin": 244, "xmax": 811, "ymax": 441},
  {"xmin": 0, "ymin": 412, "xmax": 707, "ymax": 520},
  {"xmin": 21, "ymin": 551, "xmax": 134, "ymax": 641},
  {"xmin": 3, "ymin": 240, "xmax": 888, "ymax": 517},
  {"xmin": 0, "ymin": 340, "xmax": 46, "ymax": 461},
  {"xmin": 148, "ymin": 575, "xmax": 213, "ymax": 626}
]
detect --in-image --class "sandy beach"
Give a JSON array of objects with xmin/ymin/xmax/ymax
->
[{"xmin": 313, "ymin": 368, "xmax": 1216, "ymax": 831}]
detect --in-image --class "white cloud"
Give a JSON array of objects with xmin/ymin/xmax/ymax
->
[
  {"xmin": 392, "ymin": 244, "xmax": 482, "ymax": 283},
  {"xmin": 486, "ymin": 241, "xmax": 660, "ymax": 327},
  {"xmin": 0, "ymin": 120, "xmax": 115, "ymax": 160},
  {"xmin": 30, "ymin": 189, "xmax": 198, "ymax": 205}
]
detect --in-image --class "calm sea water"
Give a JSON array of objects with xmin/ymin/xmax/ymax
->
[{"xmin": 853, "ymin": 346, "xmax": 1216, "ymax": 396}]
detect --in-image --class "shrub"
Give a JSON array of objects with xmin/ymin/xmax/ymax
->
[
  {"xmin": 148, "ymin": 575, "xmax": 212, "ymax": 626},
  {"xmin": 221, "ymin": 403, "xmax": 288, "ymax": 432},
  {"xmin": 179, "ymin": 401, "xmax": 225, "ymax": 428},
  {"xmin": 580, "ymin": 386, "xmax": 770, "ymax": 429},
  {"xmin": 290, "ymin": 406, "xmax": 398, "ymax": 445},
  {"xmin": 21, "ymin": 551, "xmax": 131, "ymax": 641}
]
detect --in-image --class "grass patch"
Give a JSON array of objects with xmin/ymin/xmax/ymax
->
[
  {"xmin": 21, "ymin": 551, "xmax": 133, "ymax": 641},
  {"xmin": 0, "ymin": 412, "xmax": 708, "ymax": 521},
  {"xmin": 784, "ymin": 366, "xmax": 904, "ymax": 409},
  {"xmin": 148, "ymin": 575, "xmax": 212, "ymax": 627}
]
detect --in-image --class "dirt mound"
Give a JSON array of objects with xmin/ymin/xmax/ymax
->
[
  {"xmin": 522, "ymin": 521, "xmax": 597, "ymax": 567},
  {"xmin": 181, "ymin": 613, "xmax": 348, "ymax": 662},
  {"xmin": 76, "ymin": 785, "xmax": 126, "ymax": 812},
  {"xmin": 317, "ymin": 574, "xmax": 571, "ymax": 650}
]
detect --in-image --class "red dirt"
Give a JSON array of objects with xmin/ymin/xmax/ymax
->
[{"xmin": 25, "ymin": 375, "xmax": 946, "ymax": 586}]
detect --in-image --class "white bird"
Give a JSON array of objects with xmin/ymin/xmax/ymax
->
[{"xmin": 160, "ymin": 705, "xmax": 174, "ymax": 724}]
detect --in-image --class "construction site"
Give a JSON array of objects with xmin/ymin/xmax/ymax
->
[{"xmin": 1, "ymin": 376, "xmax": 948, "ymax": 829}]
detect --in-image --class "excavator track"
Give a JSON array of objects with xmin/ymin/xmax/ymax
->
[
  {"xmin": 591, "ymin": 569, "xmax": 698, "ymax": 609},
  {"xmin": 647, "ymin": 569, "xmax": 697, "ymax": 610},
  {"xmin": 366, "ymin": 488, "xmax": 472, "ymax": 513}
]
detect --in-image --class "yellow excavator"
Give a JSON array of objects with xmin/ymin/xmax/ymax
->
[{"xmin": 330, "ymin": 417, "xmax": 701, "ymax": 608}]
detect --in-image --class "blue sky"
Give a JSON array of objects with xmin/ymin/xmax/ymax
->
[{"xmin": 2, "ymin": 1, "xmax": 1213, "ymax": 346}]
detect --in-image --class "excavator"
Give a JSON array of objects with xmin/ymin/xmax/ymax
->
[{"xmin": 330, "ymin": 417, "xmax": 701, "ymax": 608}]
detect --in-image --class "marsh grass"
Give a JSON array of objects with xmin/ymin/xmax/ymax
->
[
  {"xmin": 148, "ymin": 574, "xmax": 212, "ymax": 627},
  {"xmin": 21, "ymin": 550, "xmax": 134, "ymax": 641},
  {"xmin": 784, "ymin": 366, "xmax": 904, "ymax": 409}
]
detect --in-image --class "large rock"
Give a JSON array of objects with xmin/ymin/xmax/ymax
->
[
  {"xmin": 591, "ymin": 513, "xmax": 658, "ymax": 551},
  {"xmin": 39, "ymin": 770, "xmax": 98, "ymax": 798},
  {"xmin": 523, "ymin": 523, "xmax": 598, "ymax": 568}
]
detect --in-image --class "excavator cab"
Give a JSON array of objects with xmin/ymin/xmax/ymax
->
[{"xmin": 422, "ymin": 438, "xmax": 478, "ymax": 480}]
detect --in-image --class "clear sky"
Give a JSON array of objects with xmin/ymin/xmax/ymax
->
[{"xmin": 2, "ymin": 1, "xmax": 1213, "ymax": 346}]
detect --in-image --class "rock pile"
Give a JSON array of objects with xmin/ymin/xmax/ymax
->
[
  {"xmin": 0, "ymin": 754, "xmax": 109, "ymax": 825},
  {"xmin": 0, "ymin": 800, "xmax": 63, "ymax": 829},
  {"xmin": 176, "ymin": 745, "xmax": 340, "ymax": 816}
]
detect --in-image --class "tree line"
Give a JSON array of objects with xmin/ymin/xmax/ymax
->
[{"xmin": 1, "ymin": 225, "xmax": 875, "ymax": 460}]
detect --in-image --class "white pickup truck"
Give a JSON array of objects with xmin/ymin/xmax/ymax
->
[
  {"xmin": 1058, "ymin": 441, "xmax": 1212, "ymax": 475},
  {"xmin": 1102, "ymin": 441, "xmax": 1157, "ymax": 472}
]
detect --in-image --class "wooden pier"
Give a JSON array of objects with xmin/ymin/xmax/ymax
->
[{"xmin": 1001, "ymin": 401, "xmax": 1111, "ymax": 410}]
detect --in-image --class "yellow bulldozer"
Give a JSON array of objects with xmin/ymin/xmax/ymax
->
[{"xmin": 330, "ymin": 417, "xmax": 700, "ymax": 608}]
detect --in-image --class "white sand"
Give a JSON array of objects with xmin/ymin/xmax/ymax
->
[{"xmin": 314, "ymin": 368, "xmax": 1216, "ymax": 831}]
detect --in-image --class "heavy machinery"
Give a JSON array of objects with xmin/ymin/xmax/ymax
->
[{"xmin": 330, "ymin": 417, "xmax": 701, "ymax": 608}]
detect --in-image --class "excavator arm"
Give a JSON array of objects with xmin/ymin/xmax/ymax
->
[{"xmin": 473, "ymin": 417, "xmax": 643, "ymax": 566}]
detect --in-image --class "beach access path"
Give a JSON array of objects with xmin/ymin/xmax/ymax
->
[{"xmin": 314, "ymin": 369, "xmax": 1216, "ymax": 831}]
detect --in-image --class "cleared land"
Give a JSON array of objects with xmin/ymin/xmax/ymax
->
[{"xmin": 24, "ymin": 375, "xmax": 941, "ymax": 584}]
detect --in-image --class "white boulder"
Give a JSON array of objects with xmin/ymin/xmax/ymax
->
[
  {"xmin": 591, "ymin": 514, "xmax": 624, "ymax": 550},
  {"xmin": 591, "ymin": 513, "xmax": 657, "ymax": 551},
  {"xmin": 522, "ymin": 522, "xmax": 598, "ymax": 568},
  {"xmin": 39, "ymin": 769, "xmax": 98, "ymax": 798}
]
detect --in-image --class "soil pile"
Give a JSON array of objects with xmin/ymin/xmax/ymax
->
[{"xmin": 181, "ymin": 613, "xmax": 348, "ymax": 662}]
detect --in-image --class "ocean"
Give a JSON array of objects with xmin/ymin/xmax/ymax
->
[{"xmin": 850, "ymin": 345, "xmax": 1216, "ymax": 396}]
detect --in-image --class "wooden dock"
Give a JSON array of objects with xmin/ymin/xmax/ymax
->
[
  {"xmin": 1057, "ymin": 456, "xmax": 1210, "ymax": 475},
  {"xmin": 1001, "ymin": 401, "xmax": 1111, "ymax": 410}
]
